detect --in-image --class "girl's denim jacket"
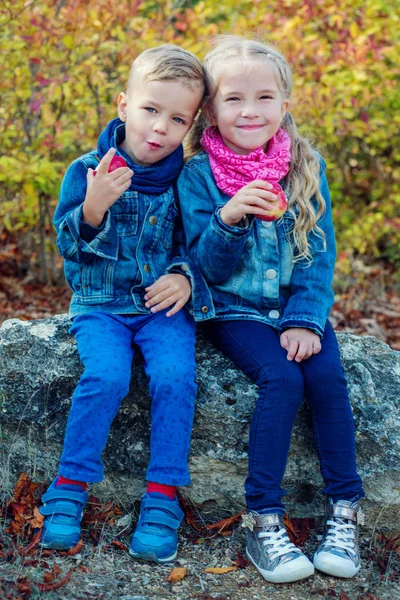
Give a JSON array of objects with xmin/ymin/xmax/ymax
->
[
  {"xmin": 177, "ymin": 152, "xmax": 336, "ymax": 337},
  {"xmin": 54, "ymin": 151, "xmax": 213, "ymax": 319}
]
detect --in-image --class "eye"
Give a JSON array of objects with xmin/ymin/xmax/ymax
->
[
  {"xmin": 226, "ymin": 96, "xmax": 240, "ymax": 102},
  {"xmin": 173, "ymin": 117, "xmax": 186, "ymax": 124},
  {"xmin": 144, "ymin": 106, "xmax": 157, "ymax": 113},
  {"xmin": 260, "ymin": 95, "xmax": 274, "ymax": 100}
]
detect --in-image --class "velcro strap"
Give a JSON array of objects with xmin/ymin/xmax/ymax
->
[
  {"xmin": 40, "ymin": 502, "xmax": 82, "ymax": 519},
  {"xmin": 332, "ymin": 505, "xmax": 358, "ymax": 522},
  {"xmin": 142, "ymin": 513, "xmax": 181, "ymax": 531},
  {"xmin": 42, "ymin": 489, "xmax": 88, "ymax": 506},
  {"xmin": 141, "ymin": 497, "xmax": 183, "ymax": 520}
]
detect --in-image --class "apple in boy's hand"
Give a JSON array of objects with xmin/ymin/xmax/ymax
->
[
  {"xmin": 93, "ymin": 155, "xmax": 128, "ymax": 175},
  {"xmin": 256, "ymin": 182, "xmax": 288, "ymax": 222}
]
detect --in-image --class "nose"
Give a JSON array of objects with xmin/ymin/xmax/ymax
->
[
  {"xmin": 241, "ymin": 103, "xmax": 258, "ymax": 118},
  {"xmin": 153, "ymin": 118, "xmax": 168, "ymax": 135}
]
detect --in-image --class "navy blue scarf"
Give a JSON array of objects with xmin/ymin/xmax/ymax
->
[{"xmin": 97, "ymin": 118, "xmax": 184, "ymax": 195}]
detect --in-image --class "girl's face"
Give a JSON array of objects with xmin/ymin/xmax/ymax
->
[{"xmin": 208, "ymin": 60, "xmax": 289, "ymax": 155}]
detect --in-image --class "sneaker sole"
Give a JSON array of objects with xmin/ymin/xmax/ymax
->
[
  {"xmin": 129, "ymin": 548, "xmax": 177, "ymax": 564},
  {"xmin": 314, "ymin": 555, "xmax": 361, "ymax": 578},
  {"xmin": 246, "ymin": 548, "xmax": 315, "ymax": 583}
]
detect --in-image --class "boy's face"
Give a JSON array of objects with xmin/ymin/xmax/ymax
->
[{"xmin": 117, "ymin": 73, "xmax": 203, "ymax": 165}]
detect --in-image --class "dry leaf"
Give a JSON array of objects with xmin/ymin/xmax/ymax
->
[
  {"xmin": 34, "ymin": 568, "xmax": 73, "ymax": 592},
  {"xmin": 206, "ymin": 511, "xmax": 244, "ymax": 532},
  {"xmin": 110, "ymin": 540, "xmax": 128, "ymax": 551},
  {"xmin": 167, "ymin": 567, "xmax": 187, "ymax": 582},
  {"xmin": 203, "ymin": 566, "xmax": 238, "ymax": 574},
  {"xmin": 60, "ymin": 539, "xmax": 84, "ymax": 556}
]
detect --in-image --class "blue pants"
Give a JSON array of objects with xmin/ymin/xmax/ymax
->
[
  {"xmin": 203, "ymin": 319, "xmax": 364, "ymax": 513},
  {"xmin": 59, "ymin": 310, "xmax": 197, "ymax": 486}
]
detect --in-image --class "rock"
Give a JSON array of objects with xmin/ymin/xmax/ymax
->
[{"xmin": 1, "ymin": 315, "xmax": 399, "ymax": 527}]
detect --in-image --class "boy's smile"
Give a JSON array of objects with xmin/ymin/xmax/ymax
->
[{"xmin": 118, "ymin": 75, "xmax": 203, "ymax": 165}]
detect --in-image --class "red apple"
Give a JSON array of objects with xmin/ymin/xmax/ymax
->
[
  {"xmin": 93, "ymin": 155, "xmax": 128, "ymax": 176},
  {"xmin": 255, "ymin": 182, "xmax": 288, "ymax": 222}
]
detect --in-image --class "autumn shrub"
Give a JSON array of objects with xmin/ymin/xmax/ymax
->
[{"xmin": 0, "ymin": 0, "xmax": 399, "ymax": 280}]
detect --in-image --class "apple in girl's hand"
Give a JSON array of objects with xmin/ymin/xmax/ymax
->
[
  {"xmin": 256, "ymin": 182, "xmax": 288, "ymax": 222},
  {"xmin": 93, "ymin": 155, "xmax": 128, "ymax": 176}
]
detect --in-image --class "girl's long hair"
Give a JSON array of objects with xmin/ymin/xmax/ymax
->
[{"xmin": 186, "ymin": 36, "xmax": 326, "ymax": 263}]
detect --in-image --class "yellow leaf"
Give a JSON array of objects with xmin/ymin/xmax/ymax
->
[
  {"xmin": 62, "ymin": 35, "xmax": 74, "ymax": 50},
  {"xmin": 167, "ymin": 567, "xmax": 187, "ymax": 582},
  {"xmin": 349, "ymin": 22, "xmax": 360, "ymax": 39},
  {"xmin": 203, "ymin": 566, "xmax": 238, "ymax": 574}
]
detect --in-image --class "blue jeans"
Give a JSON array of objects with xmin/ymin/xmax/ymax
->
[
  {"xmin": 59, "ymin": 310, "xmax": 197, "ymax": 486},
  {"xmin": 203, "ymin": 319, "xmax": 364, "ymax": 513}
]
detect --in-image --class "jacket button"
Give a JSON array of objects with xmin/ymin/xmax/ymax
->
[
  {"xmin": 149, "ymin": 216, "xmax": 158, "ymax": 225},
  {"xmin": 181, "ymin": 263, "xmax": 189, "ymax": 272},
  {"xmin": 269, "ymin": 310, "xmax": 280, "ymax": 319},
  {"xmin": 201, "ymin": 306, "xmax": 209, "ymax": 314},
  {"xmin": 265, "ymin": 269, "xmax": 277, "ymax": 280},
  {"xmin": 144, "ymin": 264, "xmax": 151, "ymax": 273}
]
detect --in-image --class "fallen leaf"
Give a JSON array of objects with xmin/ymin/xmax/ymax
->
[
  {"xmin": 43, "ymin": 563, "xmax": 61, "ymax": 583},
  {"xmin": 19, "ymin": 530, "xmax": 41, "ymax": 556},
  {"xmin": 340, "ymin": 591, "xmax": 351, "ymax": 600},
  {"xmin": 206, "ymin": 512, "xmax": 244, "ymax": 532},
  {"xmin": 110, "ymin": 540, "xmax": 128, "ymax": 551},
  {"xmin": 17, "ymin": 577, "xmax": 32, "ymax": 595},
  {"xmin": 59, "ymin": 539, "xmax": 84, "ymax": 556},
  {"xmin": 203, "ymin": 566, "xmax": 238, "ymax": 574},
  {"xmin": 27, "ymin": 506, "xmax": 44, "ymax": 529},
  {"xmin": 34, "ymin": 568, "xmax": 73, "ymax": 592},
  {"xmin": 234, "ymin": 551, "xmax": 249, "ymax": 569},
  {"xmin": 167, "ymin": 567, "xmax": 187, "ymax": 582}
]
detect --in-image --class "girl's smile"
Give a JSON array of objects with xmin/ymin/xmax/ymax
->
[{"xmin": 208, "ymin": 61, "xmax": 288, "ymax": 155}]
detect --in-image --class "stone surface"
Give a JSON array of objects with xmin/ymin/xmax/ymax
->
[{"xmin": 1, "ymin": 314, "xmax": 399, "ymax": 525}]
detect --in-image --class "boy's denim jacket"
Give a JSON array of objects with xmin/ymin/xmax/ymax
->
[
  {"xmin": 54, "ymin": 151, "xmax": 213, "ymax": 319},
  {"xmin": 177, "ymin": 152, "xmax": 336, "ymax": 337}
]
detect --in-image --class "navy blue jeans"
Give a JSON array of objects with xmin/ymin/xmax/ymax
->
[
  {"xmin": 203, "ymin": 319, "xmax": 364, "ymax": 513},
  {"xmin": 59, "ymin": 310, "xmax": 197, "ymax": 486}
]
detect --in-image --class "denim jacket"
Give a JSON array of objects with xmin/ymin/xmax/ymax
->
[
  {"xmin": 54, "ymin": 150, "xmax": 213, "ymax": 319},
  {"xmin": 177, "ymin": 152, "xmax": 336, "ymax": 337}
]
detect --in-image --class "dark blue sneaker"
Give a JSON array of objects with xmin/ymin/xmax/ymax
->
[
  {"xmin": 39, "ymin": 479, "xmax": 88, "ymax": 550},
  {"xmin": 129, "ymin": 493, "xmax": 184, "ymax": 563}
]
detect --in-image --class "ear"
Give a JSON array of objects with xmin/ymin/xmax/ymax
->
[
  {"xmin": 281, "ymin": 100, "xmax": 289, "ymax": 120},
  {"xmin": 117, "ymin": 92, "xmax": 128, "ymax": 122}
]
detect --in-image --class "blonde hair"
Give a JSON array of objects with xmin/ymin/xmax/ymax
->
[
  {"xmin": 186, "ymin": 35, "xmax": 326, "ymax": 263},
  {"xmin": 127, "ymin": 44, "xmax": 204, "ymax": 93}
]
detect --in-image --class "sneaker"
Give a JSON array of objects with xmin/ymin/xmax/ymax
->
[
  {"xmin": 129, "ymin": 493, "xmax": 184, "ymax": 563},
  {"xmin": 39, "ymin": 479, "xmax": 88, "ymax": 550},
  {"xmin": 313, "ymin": 498, "xmax": 364, "ymax": 578},
  {"xmin": 242, "ymin": 512, "xmax": 315, "ymax": 583}
]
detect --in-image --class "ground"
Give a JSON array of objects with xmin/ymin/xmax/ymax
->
[{"xmin": 1, "ymin": 478, "xmax": 399, "ymax": 600}]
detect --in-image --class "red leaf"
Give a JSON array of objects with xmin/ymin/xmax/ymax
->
[{"xmin": 34, "ymin": 569, "xmax": 73, "ymax": 592}]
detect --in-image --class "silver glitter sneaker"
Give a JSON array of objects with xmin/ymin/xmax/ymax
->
[
  {"xmin": 313, "ymin": 498, "xmax": 364, "ymax": 578},
  {"xmin": 242, "ymin": 512, "xmax": 315, "ymax": 583}
]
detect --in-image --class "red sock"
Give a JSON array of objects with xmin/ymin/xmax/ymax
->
[
  {"xmin": 147, "ymin": 482, "xmax": 176, "ymax": 499},
  {"xmin": 56, "ymin": 476, "xmax": 87, "ymax": 491}
]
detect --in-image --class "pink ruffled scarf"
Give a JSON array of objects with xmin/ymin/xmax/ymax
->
[{"xmin": 200, "ymin": 126, "xmax": 292, "ymax": 197}]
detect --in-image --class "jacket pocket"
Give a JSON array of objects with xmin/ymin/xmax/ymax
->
[
  {"xmin": 111, "ymin": 191, "xmax": 139, "ymax": 236},
  {"xmin": 79, "ymin": 259, "xmax": 115, "ymax": 300}
]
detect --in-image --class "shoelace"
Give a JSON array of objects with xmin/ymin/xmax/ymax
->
[
  {"xmin": 257, "ymin": 527, "xmax": 299, "ymax": 560},
  {"xmin": 324, "ymin": 518, "xmax": 357, "ymax": 556}
]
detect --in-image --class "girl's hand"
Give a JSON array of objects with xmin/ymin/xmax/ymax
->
[
  {"xmin": 82, "ymin": 148, "xmax": 134, "ymax": 227},
  {"xmin": 219, "ymin": 180, "xmax": 279, "ymax": 226},
  {"xmin": 280, "ymin": 328, "xmax": 322, "ymax": 363},
  {"xmin": 144, "ymin": 274, "xmax": 192, "ymax": 317}
]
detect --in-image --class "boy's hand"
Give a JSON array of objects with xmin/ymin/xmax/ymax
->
[
  {"xmin": 219, "ymin": 180, "xmax": 279, "ymax": 227},
  {"xmin": 144, "ymin": 274, "xmax": 191, "ymax": 317},
  {"xmin": 280, "ymin": 328, "xmax": 322, "ymax": 363},
  {"xmin": 82, "ymin": 148, "xmax": 134, "ymax": 227}
]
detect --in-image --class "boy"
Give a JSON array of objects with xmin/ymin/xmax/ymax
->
[{"xmin": 39, "ymin": 45, "xmax": 209, "ymax": 564}]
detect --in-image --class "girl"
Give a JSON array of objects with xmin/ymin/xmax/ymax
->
[{"xmin": 178, "ymin": 36, "xmax": 365, "ymax": 584}]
